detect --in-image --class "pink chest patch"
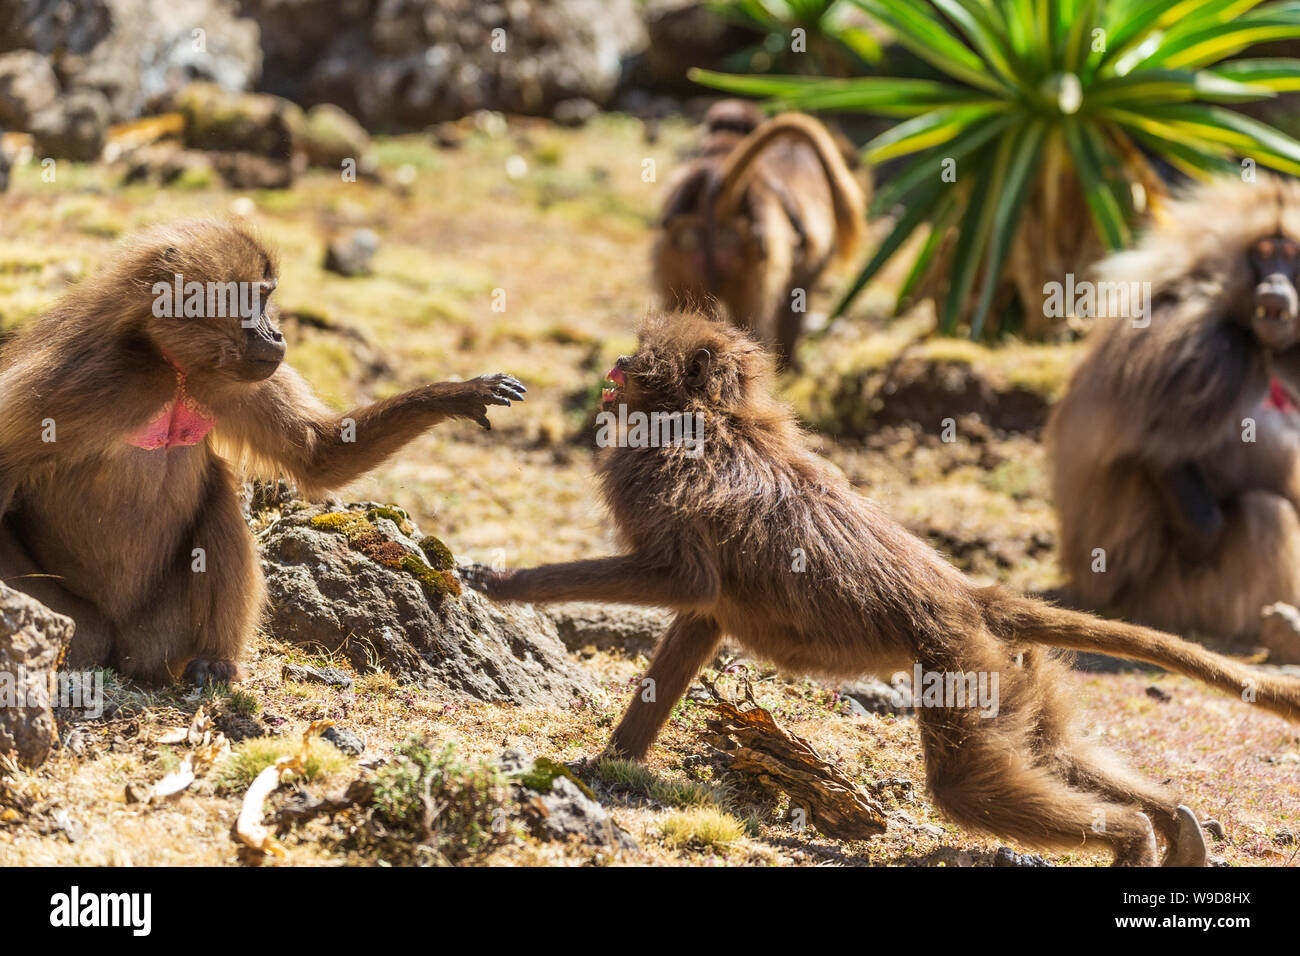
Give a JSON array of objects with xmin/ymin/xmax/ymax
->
[{"xmin": 126, "ymin": 362, "xmax": 216, "ymax": 450}]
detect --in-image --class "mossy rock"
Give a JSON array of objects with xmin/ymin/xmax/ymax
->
[
  {"xmin": 309, "ymin": 508, "xmax": 460, "ymax": 601},
  {"xmin": 175, "ymin": 82, "xmax": 304, "ymax": 158}
]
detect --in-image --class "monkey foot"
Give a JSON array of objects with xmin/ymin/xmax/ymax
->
[
  {"xmin": 1111, "ymin": 813, "xmax": 1159, "ymax": 866},
  {"xmin": 1161, "ymin": 804, "xmax": 1209, "ymax": 867},
  {"xmin": 459, "ymin": 563, "xmax": 505, "ymax": 597},
  {"xmin": 182, "ymin": 657, "xmax": 244, "ymax": 687}
]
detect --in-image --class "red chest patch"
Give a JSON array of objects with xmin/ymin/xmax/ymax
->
[{"xmin": 126, "ymin": 360, "xmax": 216, "ymax": 450}]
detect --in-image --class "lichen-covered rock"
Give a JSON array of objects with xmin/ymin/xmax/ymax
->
[
  {"xmin": 259, "ymin": 502, "xmax": 596, "ymax": 705},
  {"xmin": 0, "ymin": 582, "xmax": 75, "ymax": 769}
]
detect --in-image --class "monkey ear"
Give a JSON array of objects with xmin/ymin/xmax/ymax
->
[{"xmin": 685, "ymin": 348, "xmax": 712, "ymax": 387}]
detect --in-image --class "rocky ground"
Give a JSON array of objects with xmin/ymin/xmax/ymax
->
[{"xmin": 0, "ymin": 116, "xmax": 1297, "ymax": 866}]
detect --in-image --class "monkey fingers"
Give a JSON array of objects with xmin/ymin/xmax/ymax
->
[{"xmin": 455, "ymin": 373, "xmax": 527, "ymax": 429}]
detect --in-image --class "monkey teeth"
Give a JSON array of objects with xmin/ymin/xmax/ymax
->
[{"xmin": 602, "ymin": 386, "xmax": 617, "ymax": 403}]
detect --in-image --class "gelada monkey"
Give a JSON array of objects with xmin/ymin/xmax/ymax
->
[
  {"xmin": 652, "ymin": 100, "xmax": 866, "ymax": 366},
  {"xmin": 1049, "ymin": 174, "xmax": 1300, "ymax": 641},
  {"xmin": 464, "ymin": 311, "xmax": 1300, "ymax": 866},
  {"xmin": 0, "ymin": 219, "xmax": 524, "ymax": 684}
]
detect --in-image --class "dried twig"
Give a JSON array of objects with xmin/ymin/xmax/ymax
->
[{"xmin": 699, "ymin": 674, "xmax": 887, "ymax": 841}]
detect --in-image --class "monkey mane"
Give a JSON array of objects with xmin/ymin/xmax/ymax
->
[{"xmin": 1094, "ymin": 173, "xmax": 1300, "ymax": 307}]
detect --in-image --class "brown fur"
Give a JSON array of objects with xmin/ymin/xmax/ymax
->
[
  {"xmin": 652, "ymin": 101, "xmax": 866, "ymax": 365},
  {"xmin": 464, "ymin": 310, "xmax": 1300, "ymax": 866},
  {"xmin": 0, "ymin": 219, "xmax": 524, "ymax": 683},
  {"xmin": 1048, "ymin": 175, "xmax": 1300, "ymax": 640}
]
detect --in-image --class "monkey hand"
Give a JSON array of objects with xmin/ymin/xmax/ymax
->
[
  {"xmin": 459, "ymin": 563, "xmax": 514, "ymax": 599},
  {"xmin": 446, "ymin": 373, "xmax": 526, "ymax": 429}
]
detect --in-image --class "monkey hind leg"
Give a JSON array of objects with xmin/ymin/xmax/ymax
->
[
  {"xmin": 0, "ymin": 517, "xmax": 114, "ymax": 668},
  {"xmin": 1139, "ymin": 490, "xmax": 1300, "ymax": 639},
  {"xmin": 918, "ymin": 706, "xmax": 1159, "ymax": 865},
  {"xmin": 607, "ymin": 613, "xmax": 722, "ymax": 761}
]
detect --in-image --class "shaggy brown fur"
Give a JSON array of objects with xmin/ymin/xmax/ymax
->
[
  {"xmin": 652, "ymin": 100, "xmax": 866, "ymax": 366},
  {"xmin": 464, "ymin": 310, "xmax": 1300, "ymax": 866},
  {"xmin": 1048, "ymin": 175, "xmax": 1300, "ymax": 640},
  {"xmin": 0, "ymin": 219, "xmax": 524, "ymax": 683}
]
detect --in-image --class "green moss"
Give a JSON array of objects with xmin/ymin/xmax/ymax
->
[
  {"xmin": 367, "ymin": 505, "xmax": 414, "ymax": 535},
  {"xmin": 399, "ymin": 553, "xmax": 462, "ymax": 599},
  {"xmin": 311, "ymin": 509, "xmax": 460, "ymax": 601},
  {"xmin": 514, "ymin": 756, "xmax": 596, "ymax": 800},
  {"xmin": 309, "ymin": 511, "xmax": 373, "ymax": 540},
  {"xmin": 418, "ymin": 535, "xmax": 455, "ymax": 571}
]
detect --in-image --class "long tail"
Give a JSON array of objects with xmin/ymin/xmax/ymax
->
[
  {"xmin": 712, "ymin": 113, "xmax": 867, "ymax": 262},
  {"xmin": 980, "ymin": 587, "xmax": 1300, "ymax": 723}
]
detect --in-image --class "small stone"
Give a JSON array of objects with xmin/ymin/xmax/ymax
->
[
  {"xmin": 552, "ymin": 97, "xmax": 598, "ymax": 127},
  {"xmin": 1145, "ymin": 684, "xmax": 1172, "ymax": 703},
  {"xmin": 323, "ymin": 229, "xmax": 379, "ymax": 277},
  {"xmin": 281, "ymin": 663, "xmax": 355, "ymax": 691},
  {"xmin": 994, "ymin": 846, "xmax": 1053, "ymax": 867},
  {"xmin": 322, "ymin": 726, "xmax": 365, "ymax": 756}
]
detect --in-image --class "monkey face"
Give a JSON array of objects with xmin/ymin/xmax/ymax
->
[
  {"xmin": 1249, "ymin": 235, "xmax": 1300, "ymax": 350},
  {"xmin": 139, "ymin": 220, "xmax": 287, "ymax": 382},
  {"xmin": 601, "ymin": 311, "xmax": 771, "ymax": 414}
]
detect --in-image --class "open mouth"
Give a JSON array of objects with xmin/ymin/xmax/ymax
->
[{"xmin": 601, "ymin": 365, "xmax": 626, "ymax": 405}]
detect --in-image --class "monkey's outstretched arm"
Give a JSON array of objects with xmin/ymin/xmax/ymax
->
[
  {"xmin": 461, "ymin": 551, "xmax": 720, "ymax": 610},
  {"xmin": 223, "ymin": 366, "xmax": 524, "ymax": 495},
  {"xmin": 1152, "ymin": 461, "xmax": 1224, "ymax": 562}
]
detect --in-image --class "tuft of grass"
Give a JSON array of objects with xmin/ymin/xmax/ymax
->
[
  {"xmin": 594, "ymin": 757, "xmax": 722, "ymax": 809},
  {"xmin": 367, "ymin": 738, "xmax": 507, "ymax": 863},
  {"xmin": 217, "ymin": 736, "xmax": 352, "ymax": 790},
  {"xmin": 226, "ymin": 688, "xmax": 261, "ymax": 716},
  {"xmin": 658, "ymin": 807, "xmax": 746, "ymax": 852},
  {"xmin": 357, "ymin": 671, "xmax": 399, "ymax": 697}
]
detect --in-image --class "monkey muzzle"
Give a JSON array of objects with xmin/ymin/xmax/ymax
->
[
  {"xmin": 240, "ymin": 312, "xmax": 286, "ymax": 380},
  {"xmin": 602, "ymin": 364, "xmax": 627, "ymax": 406},
  {"xmin": 1253, "ymin": 274, "xmax": 1300, "ymax": 349}
]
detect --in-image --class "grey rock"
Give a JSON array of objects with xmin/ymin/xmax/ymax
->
[
  {"xmin": 552, "ymin": 97, "xmax": 597, "ymax": 127},
  {"xmin": 322, "ymin": 725, "xmax": 365, "ymax": 756},
  {"xmin": 260, "ymin": 503, "xmax": 596, "ymax": 706},
  {"xmin": 281, "ymin": 662, "xmax": 355, "ymax": 690},
  {"xmin": 548, "ymin": 602, "xmax": 670, "ymax": 655},
  {"xmin": 241, "ymin": 0, "xmax": 646, "ymax": 130},
  {"xmin": 837, "ymin": 675, "xmax": 914, "ymax": 716},
  {"xmin": 323, "ymin": 229, "xmax": 379, "ymax": 277},
  {"xmin": 1259, "ymin": 602, "xmax": 1300, "ymax": 665},
  {"xmin": 0, "ymin": 582, "xmax": 76, "ymax": 769},
  {"xmin": 0, "ymin": 0, "xmax": 261, "ymax": 125},
  {"xmin": 0, "ymin": 50, "xmax": 59, "ymax": 128},
  {"xmin": 994, "ymin": 846, "xmax": 1053, "ymax": 867},
  {"xmin": 502, "ymin": 749, "xmax": 637, "ymax": 851},
  {"xmin": 28, "ymin": 87, "xmax": 110, "ymax": 161},
  {"xmin": 302, "ymin": 102, "xmax": 374, "ymax": 170}
]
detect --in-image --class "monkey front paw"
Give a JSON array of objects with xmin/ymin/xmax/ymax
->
[
  {"xmin": 182, "ymin": 657, "xmax": 244, "ymax": 687},
  {"xmin": 458, "ymin": 373, "xmax": 527, "ymax": 429},
  {"xmin": 458, "ymin": 563, "xmax": 512, "ymax": 599}
]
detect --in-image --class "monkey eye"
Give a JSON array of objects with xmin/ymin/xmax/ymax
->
[
  {"xmin": 1284, "ymin": 243, "xmax": 1298, "ymax": 261},
  {"xmin": 1259, "ymin": 239, "xmax": 1275, "ymax": 258}
]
